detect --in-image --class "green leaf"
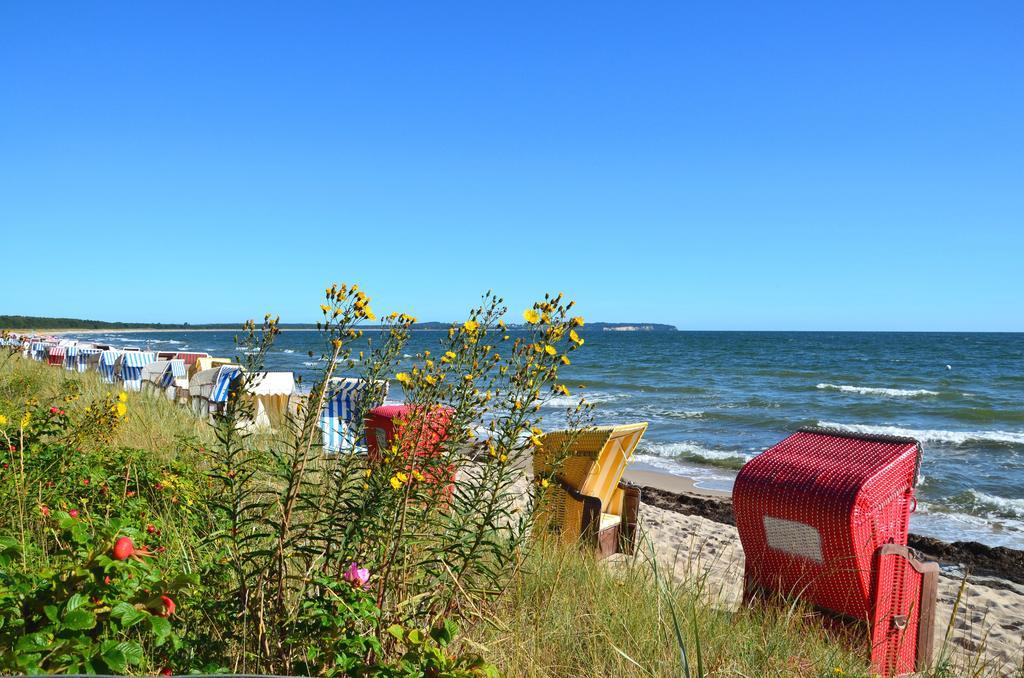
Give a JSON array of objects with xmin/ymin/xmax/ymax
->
[
  {"xmin": 386, "ymin": 624, "xmax": 405, "ymax": 641},
  {"xmin": 149, "ymin": 615, "xmax": 172, "ymax": 644},
  {"xmin": 64, "ymin": 592, "xmax": 85, "ymax": 613},
  {"xmin": 101, "ymin": 646, "xmax": 126, "ymax": 673},
  {"xmin": 111, "ymin": 601, "xmax": 148, "ymax": 628},
  {"xmin": 15, "ymin": 632, "xmax": 50, "ymax": 654},
  {"xmin": 117, "ymin": 640, "xmax": 144, "ymax": 666},
  {"xmin": 63, "ymin": 607, "xmax": 97, "ymax": 630}
]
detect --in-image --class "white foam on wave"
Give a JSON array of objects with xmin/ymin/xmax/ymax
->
[
  {"xmin": 643, "ymin": 441, "xmax": 755, "ymax": 464},
  {"xmin": 817, "ymin": 421, "xmax": 1024, "ymax": 446},
  {"xmin": 816, "ymin": 383, "xmax": 939, "ymax": 398},
  {"xmin": 543, "ymin": 391, "xmax": 620, "ymax": 409},
  {"xmin": 969, "ymin": 490, "xmax": 1024, "ymax": 518},
  {"xmin": 912, "ymin": 505, "xmax": 1024, "ymax": 549},
  {"xmin": 282, "ymin": 349, "xmax": 295, "ymax": 354}
]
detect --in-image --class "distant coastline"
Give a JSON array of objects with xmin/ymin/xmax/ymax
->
[{"xmin": 1, "ymin": 315, "xmax": 678, "ymax": 333}]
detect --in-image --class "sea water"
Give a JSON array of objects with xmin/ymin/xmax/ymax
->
[{"xmin": 64, "ymin": 329, "xmax": 1024, "ymax": 549}]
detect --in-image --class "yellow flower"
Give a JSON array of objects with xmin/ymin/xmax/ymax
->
[
  {"xmin": 530, "ymin": 435, "xmax": 544, "ymax": 448},
  {"xmin": 320, "ymin": 304, "xmax": 331, "ymax": 314},
  {"xmin": 396, "ymin": 471, "xmax": 409, "ymax": 483},
  {"xmin": 522, "ymin": 309, "xmax": 541, "ymax": 324},
  {"xmin": 569, "ymin": 329, "xmax": 584, "ymax": 345},
  {"xmin": 499, "ymin": 454, "xmax": 508, "ymax": 463},
  {"xmin": 364, "ymin": 468, "xmax": 372, "ymax": 477},
  {"xmin": 118, "ymin": 391, "xmax": 128, "ymax": 402},
  {"xmin": 541, "ymin": 478, "xmax": 550, "ymax": 488},
  {"xmin": 442, "ymin": 351, "xmax": 456, "ymax": 363},
  {"xmin": 116, "ymin": 402, "xmax": 127, "ymax": 418},
  {"xmin": 463, "ymin": 319, "xmax": 479, "ymax": 332},
  {"xmin": 389, "ymin": 476, "xmax": 402, "ymax": 490},
  {"xmin": 544, "ymin": 344, "xmax": 557, "ymax": 356},
  {"xmin": 395, "ymin": 372, "xmax": 411, "ymax": 385},
  {"xmin": 555, "ymin": 384, "xmax": 570, "ymax": 396},
  {"xmin": 572, "ymin": 316, "xmax": 585, "ymax": 326},
  {"xmin": 20, "ymin": 412, "xmax": 31, "ymax": 428},
  {"xmin": 0, "ymin": 414, "xmax": 7, "ymax": 426},
  {"xmin": 560, "ymin": 355, "xmax": 571, "ymax": 365},
  {"xmin": 424, "ymin": 375, "xmax": 437, "ymax": 386},
  {"xmin": 412, "ymin": 470, "xmax": 425, "ymax": 482}
]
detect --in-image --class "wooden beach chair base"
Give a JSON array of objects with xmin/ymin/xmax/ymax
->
[{"xmin": 556, "ymin": 478, "xmax": 641, "ymax": 558}]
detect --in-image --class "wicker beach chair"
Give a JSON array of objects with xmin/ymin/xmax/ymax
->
[
  {"xmin": 319, "ymin": 377, "xmax": 389, "ymax": 454},
  {"xmin": 733, "ymin": 427, "xmax": 938, "ymax": 677},
  {"xmin": 533, "ymin": 423, "xmax": 647, "ymax": 559},
  {"xmin": 116, "ymin": 351, "xmax": 156, "ymax": 392},
  {"xmin": 47, "ymin": 345, "xmax": 66, "ymax": 366},
  {"xmin": 365, "ymin": 404, "xmax": 457, "ymax": 498}
]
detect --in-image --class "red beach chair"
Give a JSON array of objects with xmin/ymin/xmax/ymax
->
[
  {"xmin": 365, "ymin": 405, "xmax": 456, "ymax": 496},
  {"xmin": 47, "ymin": 346, "xmax": 66, "ymax": 366},
  {"xmin": 733, "ymin": 427, "xmax": 938, "ymax": 677}
]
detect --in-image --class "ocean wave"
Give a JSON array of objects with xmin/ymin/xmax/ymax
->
[
  {"xmin": 817, "ymin": 421, "xmax": 1024, "ymax": 446},
  {"xmin": 640, "ymin": 441, "xmax": 754, "ymax": 470},
  {"xmin": 542, "ymin": 391, "xmax": 620, "ymax": 409},
  {"xmin": 282, "ymin": 349, "xmax": 295, "ymax": 354},
  {"xmin": 911, "ymin": 507, "xmax": 1024, "ymax": 549},
  {"xmin": 968, "ymin": 490, "xmax": 1024, "ymax": 519},
  {"xmin": 661, "ymin": 409, "xmax": 705, "ymax": 420},
  {"xmin": 816, "ymin": 383, "xmax": 939, "ymax": 398}
]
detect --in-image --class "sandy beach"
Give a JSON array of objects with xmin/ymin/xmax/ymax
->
[{"xmin": 624, "ymin": 469, "xmax": 1024, "ymax": 672}]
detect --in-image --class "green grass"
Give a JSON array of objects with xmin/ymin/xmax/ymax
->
[
  {"xmin": 472, "ymin": 537, "xmax": 873, "ymax": 677},
  {"xmin": 0, "ymin": 352, "xmax": 212, "ymax": 459}
]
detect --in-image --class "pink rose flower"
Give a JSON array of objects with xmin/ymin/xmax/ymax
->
[{"xmin": 343, "ymin": 562, "xmax": 370, "ymax": 588}]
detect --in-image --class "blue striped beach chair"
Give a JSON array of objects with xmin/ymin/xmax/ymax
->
[
  {"xmin": 320, "ymin": 378, "xmax": 389, "ymax": 453},
  {"xmin": 64, "ymin": 345, "xmax": 79, "ymax": 371},
  {"xmin": 98, "ymin": 350, "xmax": 121, "ymax": 383},
  {"xmin": 165, "ymin": 359, "xmax": 187, "ymax": 387},
  {"xmin": 77, "ymin": 348, "xmax": 102, "ymax": 372},
  {"xmin": 118, "ymin": 351, "xmax": 156, "ymax": 391},
  {"xmin": 30, "ymin": 342, "xmax": 48, "ymax": 361}
]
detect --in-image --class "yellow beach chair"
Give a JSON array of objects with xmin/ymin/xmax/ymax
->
[{"xmin": 533, "ymin": 423, "xmax": 648, "ymax": 558}]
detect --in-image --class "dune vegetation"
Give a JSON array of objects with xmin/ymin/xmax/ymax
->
[{"xmin": 0, "ymin": 286, "xmax": 1002, "ymax": 677}]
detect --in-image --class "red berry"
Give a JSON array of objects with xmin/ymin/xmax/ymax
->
[
  {"xmin": 82, "ymin": 478, "xmax": 90, "ymax": 485},
  {"xmin": 146, "ymin": 524, "xmax": 156, "ymax": 534},
  {"xmin": 69, "ymin": 509, "xmax": 79, "ymax": 518},
  {"xmin": 126, "ymin": 490, "xmax": 136, "ymax": 497},
  {"xmin": 39, "ymin": 505, "xmax": 50, "ymax": 517},
  {"xmin": 104, "ymin": 576, "xmax": 112, "ymax": 585},
  {"xmin": 49, "ymin": 407, "xmax": 58, "ymax": 414},
  {"xmin": 160, "ymin": 668, "xmax": 172, "ymax": 676},
  {"xmin": 112, "ymin": 536, "xmax": 134, "ymax": 560},
  {"xmin": 158, "ymin": 595, "xmax": 176, "ymax": 617}
]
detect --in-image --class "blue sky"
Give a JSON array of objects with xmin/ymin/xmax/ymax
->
[{"xmin": 1, "ymin": 2, "xmax": 1021, "ymax": 330}]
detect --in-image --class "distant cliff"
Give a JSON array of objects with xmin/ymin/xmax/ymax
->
[{"xmin": 589, "ymin": 323, "xmax": 677, "ymax": 332}]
